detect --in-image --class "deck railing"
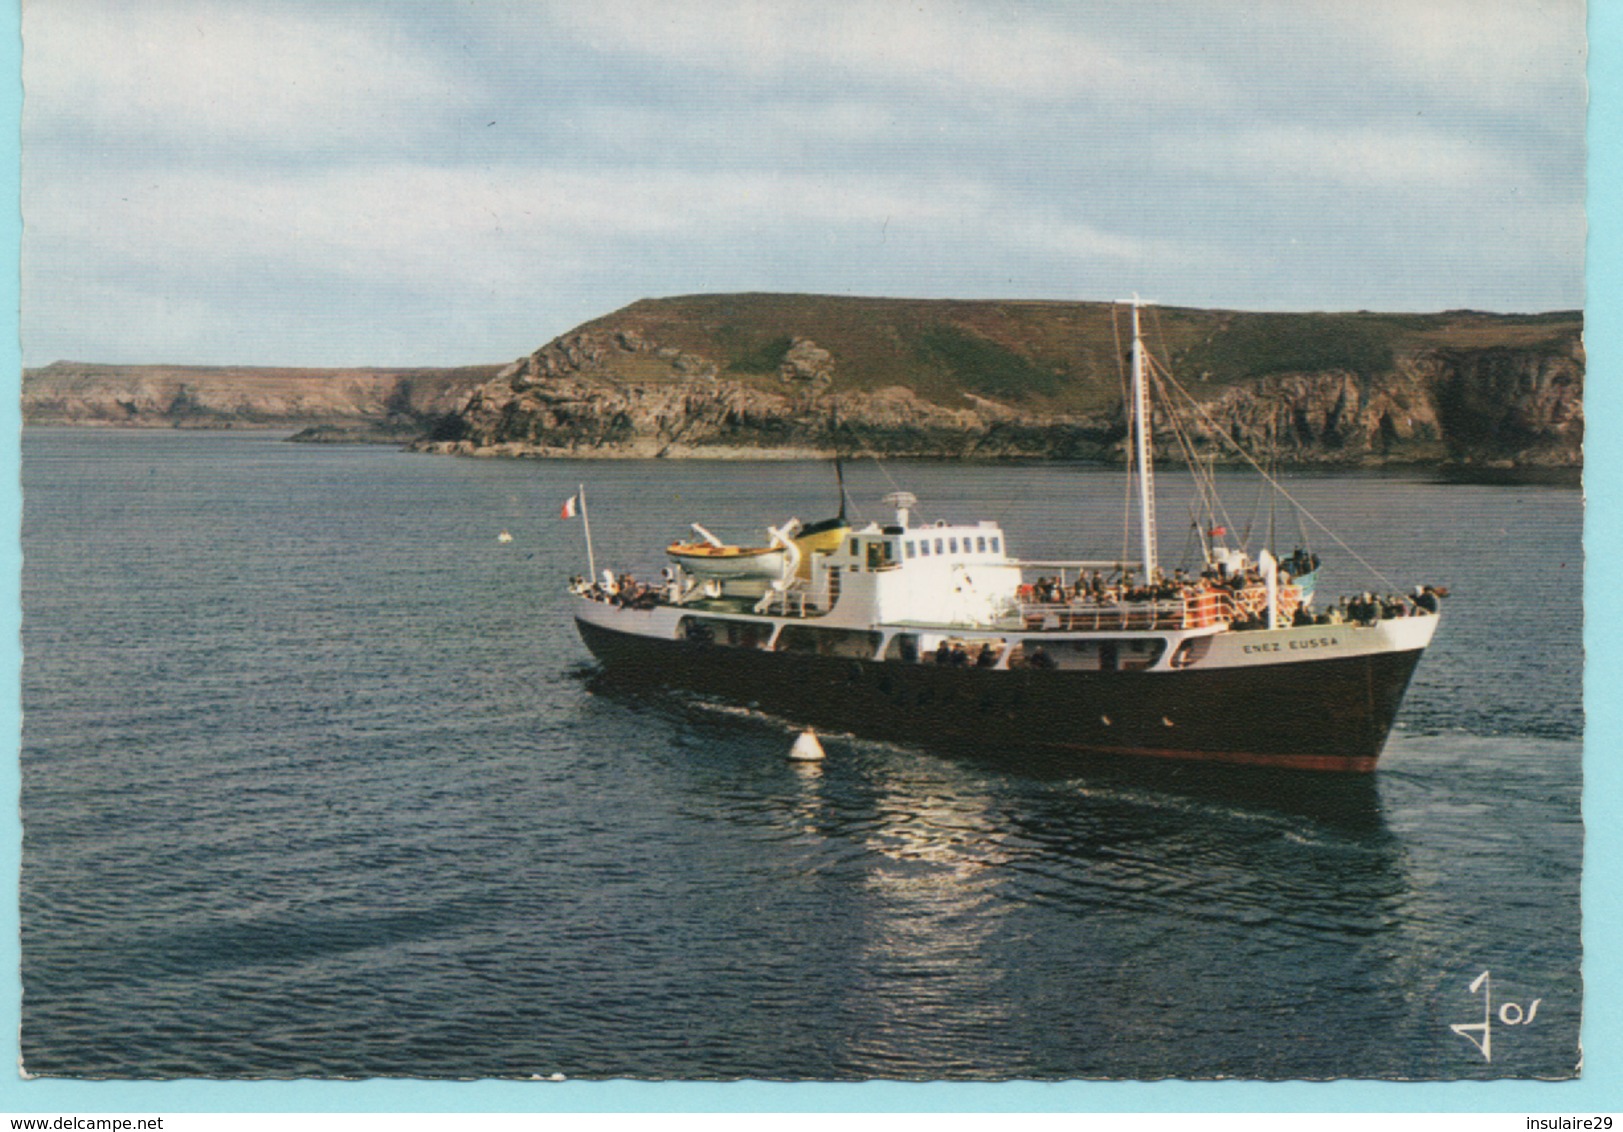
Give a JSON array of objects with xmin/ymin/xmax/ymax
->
[{"xmin": 1019, "ymin": 584, "xmax": 1304, "ymax": 632}]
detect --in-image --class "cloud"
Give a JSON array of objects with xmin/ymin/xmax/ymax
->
[
  {"xmin": 23, "ymin": 0, "xmax": 464, "ymax": 152},
  {"xmin": 1152, "ymin": 123, "xmax": 1538, "ymax": 191},
  {"xmin": 22, "ymin": 153, "xmax": 1166, "ymax": 363},
  {"xmin": 25, "ymin": 158, "xmax": 1151, "ymax": 288},
  {"xmin": 534, "ymin": 0, "xmax": 1235, "ymax": 109},
  {"xmin": 18, "ymin": 0, "xmax": 1586, "ymax": 366},
  {"xmin": 23, "ymin": 275, "xmax": 219, "ymax": 363},
  {"xmin": 1320, "ymin": 0, "xmax": 1586, "ymax": 102}
]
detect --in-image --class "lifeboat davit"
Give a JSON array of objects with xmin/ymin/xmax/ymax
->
[{"xmin": 667, "ymin": 517, "xmax": 850, "ymax": 581}]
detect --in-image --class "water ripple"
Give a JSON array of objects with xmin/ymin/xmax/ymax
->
[{"xmin": 20, "ymin": 433, "xmax": 1581, "ymax": 1080}]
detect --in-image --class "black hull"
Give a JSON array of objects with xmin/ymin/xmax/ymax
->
[{"xmin": 575, "ymin": 618, "xmax": 1425, "ymax": 773}]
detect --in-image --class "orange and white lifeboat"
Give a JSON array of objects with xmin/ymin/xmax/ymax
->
[{"xmin": 667, "ymin": 524, "xmax": 789, "ymax": 580}]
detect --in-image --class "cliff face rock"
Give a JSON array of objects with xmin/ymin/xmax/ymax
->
[
  {"xmin": 23, "ymin": 362, "xmax": 499, "ymax": 436},
  {"xmin": 1171, "ymin": 343, "xmax": 1583, "ymax": 467},
  {"xmin": 418, "ymin": 371, "xmax": 1112, "ymax": 460},
  {"xmin": 415, "ymin": 323, "xmax": 1113, "ymax": 460},
  {"xmin": 779, "ymin": 337, "xmax": 835, "ymax": 391},
  {"xmin": 1176, "ymin": 368, "xmax": 1445, "ymax": 463},
  {"xmin": 413, "ymin": 297, "xmax": 1583, "ymax": 469},
  {"xmin": 25, "ymin": 295, "xmax": 1582, "ymax": 470},
  {"xmin": 1426, "ymin": 345, "xmax": 1584, "ymax": 465}
]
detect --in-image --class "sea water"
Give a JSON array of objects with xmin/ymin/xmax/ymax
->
[{"xmin": 19, "ymin": 428, "xmax": 1582, "ymax": 1079}]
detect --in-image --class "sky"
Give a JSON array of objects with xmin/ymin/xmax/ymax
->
[{"xmin": 19, "ymin": 0, "xmax": 1588, "ymax": 368}]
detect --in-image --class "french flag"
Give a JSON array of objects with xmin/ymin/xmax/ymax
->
[{"xmin": 560, "ymin": 494, "xmax": 579, "ymax": 519}]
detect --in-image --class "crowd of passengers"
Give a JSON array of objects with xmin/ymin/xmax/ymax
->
[
  {"xmin": 932, "ymin": 639, "xmax": 1008, "ymax": 668},
  {"xmin": 1023, "ymin": 561, "xmax": 1443, "ymax": 630},
  {"xmin": 928, "ymin": 583, "xmax": 1440, "ymax": 667},
  {"xmin": 1024, "ymin": 549, "xmax": 1324, "ymax": 607},
  {"xmin": 920, "ymin": 640, "xmax": 1053, "ymax": 669},
  {"xmin": 568, "ymin": 558, "xmax": 1443, "ymax": 629},
  {"xmin": 570, "ymin": 571, "xmax": 664, "ymax": 610},
  {"xmin": 1228, "ymin": 585, "xmax": 1443, "ymax": 629}
]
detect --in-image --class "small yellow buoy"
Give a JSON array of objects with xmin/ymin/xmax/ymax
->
[
  {"xmin": 788, "ymin": 728, "xmax": 825, "ymax": 762},
  {"xmin": 497, "ymin": 530, "xmax": 514, "ymax": 543}
]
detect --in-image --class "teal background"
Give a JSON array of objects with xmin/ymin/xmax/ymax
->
[{"xmin": 0, "ymin": 0, "xmax": 1614, "ymax": 1113}]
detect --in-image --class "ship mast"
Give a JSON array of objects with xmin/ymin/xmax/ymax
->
[{"xmin": 1130, "ymin": 296, "xmax": 1158, "ymax": 581}]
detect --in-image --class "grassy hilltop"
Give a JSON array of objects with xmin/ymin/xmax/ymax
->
[
  {"xmin": 430, "ymin": 294, "xmax": 1579, "ymax": 470},
  {"xmin": 23, "ymin": 293, "xmax": 1583, "ymax": 470},
  {"xmin": 555, "ymin": 293, "xmax": 1579, "ymax": 411}
]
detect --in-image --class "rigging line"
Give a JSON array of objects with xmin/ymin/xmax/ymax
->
[
  {"xmin": 1186, "ymin": 434, "xmax": 1219, "ymax": 524},
  {"xmin": 1293, "ymin": 487, "xmax": 1315, "ymax": 555},
  {"xmin": 1242, "ymin": 455, "xmax": 1270, "ymax": 546},
  {"xmin": 1267, "ymin": 405, "xmax": 1281, "ymax": 551},
  {"xmin": 1153, "ymin": 365, "xmax": 1206, "ymax": 493},
  {"xmin": 1141, "ymin": 308, "xmax": 1247, "ymax": 545},
  {"xmin": 1148, "ymin": 304, "xmax": 1179, "ymax": 378},
  {"xmin": 1150, "ymin": 375, "xmax": 1199, "ymax": 532},
  {"xmin": 1176, "ymin": 428, "xmax": 1220, "ymax": 532},
  {"xmin": 1148, "ymin": 354, "xmax": 1308, "ymax": 559},
  {"xmin": 867, "ymin": 451, "xmax": 906, "ymax": 491},
  {"xmin": 1150, "ymin": 363, "xmax": 1237, "ymax": 569},
  {"xmin": 1252, "ymin": 417, "xmax": 1278, "ymax": 544},
  {"xmin": 1147, "ymin": 355, "xmax": 1236, "ymax": 540},
  {"xmin": 1145, "ymin": 354, "xmax": 1199, "ymax": 478},
  {"xmin": 1111, "ymin": 303, "xmax": 1135, "ymax": 565},
  {"xmin": 1164, "ymin": 413, "xmax": 1216, "ymax": 562},
  {"xmin": 862, "ymin": 450, "xmax": 937, "ymax": 526},
  {"xmin": 1147, "ymin": 353, "xmax": 1235, "ymax": 528},
  {"xmin": 1155, "ymin": 363, "xmax": 1213, "ymax": 512},
  {"xmin": 1192, "ymin": 502, "xmax": 1215, "ymax": 561},
  {"xmin": 1156, "ymin": 365, "xmax": 1403, "ymax": 590},
  {"xmin": 1178, "ymin": 507, "xmax": 1202, "ymax": 567},
  {"xmin": 1272, "ymin": 412, "xmax": 1311, "ymax": 558}
]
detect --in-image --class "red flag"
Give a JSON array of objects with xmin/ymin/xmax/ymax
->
[
  {"xmin": 1208, "ymin": 525, "xmax": 1227, "ymax": 538},
  {"xmin": 561, "ymin": 495, "xmax": 578, "ymax": 519}
]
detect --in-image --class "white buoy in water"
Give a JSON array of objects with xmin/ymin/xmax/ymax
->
[
  {"xmin": 497, "ymin": 530, "xmax": 514, "ymax": 543},
  {"xmin": 788, "ymin": 728, "xmax": 825, "ymax": 762}
]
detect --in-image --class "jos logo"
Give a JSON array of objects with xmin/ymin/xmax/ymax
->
[{"xmin": 1450, "ymin": 969, "xmax": 1542, "ymax": 1062}]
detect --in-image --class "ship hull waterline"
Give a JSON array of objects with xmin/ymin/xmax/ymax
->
[{"xmin": 574, "ymin": 616, "xmax": 1426, "ymax": 774}]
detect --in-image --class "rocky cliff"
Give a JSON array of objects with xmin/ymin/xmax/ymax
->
[
  {"xmin": 1173, "ymin": 347, "xmax": 1583, "ymax": 468},
  {"xmin": 411, "ymin": 295, "xmax": 1583, "ymax": 470},
  {"xmin": 24, "ymin": 296, "xmax": 1581, "ymax": 470},
  {"xmin": 22, "ymin": 362, "xmax": 499, "ymax": 438}
]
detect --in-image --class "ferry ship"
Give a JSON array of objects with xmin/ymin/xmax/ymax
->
[{"xmin": 569, "ymin": 301, "xmax": 1440, "ymax": 773}]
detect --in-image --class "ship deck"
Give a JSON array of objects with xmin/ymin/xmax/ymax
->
[{"xmin": 579, "ymin": 585, "xmax": 1313, "ymax": 635}]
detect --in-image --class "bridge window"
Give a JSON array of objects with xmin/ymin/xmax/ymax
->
[
  {"xmin": 920, "ymin": 540, "xmax": 931, "ymax": 556},
  {"xmin": 934, "ymin": 538, "xmax": 944, "ymax": 555},
  {"xmin": 905, "ymin": 541, "xmax": 916, "ymax": 558},
  {"xmin": 991, "ymin": 537, "xmax": 1000, "ymax": 553},
  {"xmin": 949, "ymin": 538, "xmax": 958, "ymax": 553},
  {"xmin": 976, "ymin": 536, "xmax": 987, "ymax": 553},
  {"xmin": 866, "ymin": 541, "xmax": 899, "ymax": 570}
]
